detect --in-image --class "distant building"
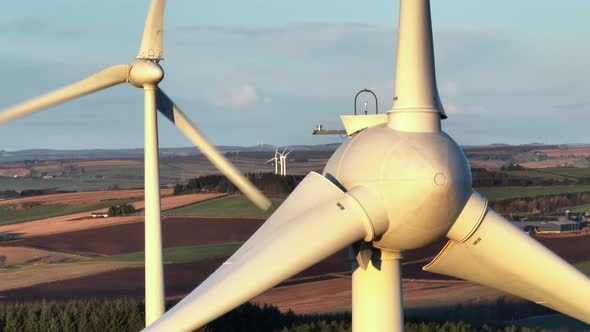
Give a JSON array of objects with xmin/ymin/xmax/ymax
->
[
  {"xmin": 564, "ymin": 210, "xmax": 587, "ymax": 222},
  {"xmin": 538, "ymin": 221, "xmax": 582, "ymax": 233},
  {"xmin": 511, "ymin": 221, "xmax": 543, "ymax": 233},
  {"xmin": 90, "ymin": 212, "xmax": 109, "ymax": 218}
]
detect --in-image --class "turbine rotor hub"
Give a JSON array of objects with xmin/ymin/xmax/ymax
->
[
  {"xmin": 129, "ymin": 59, "xmax": 164, "ymax": 88},
  {"xmin": 323, "ymin": 125, "xmax": 472, "ymax": 250}
]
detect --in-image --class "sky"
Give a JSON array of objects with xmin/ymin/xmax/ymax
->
[{"xmin": 0, "ymin": 0, "xmax": 589, "ymax": 150}]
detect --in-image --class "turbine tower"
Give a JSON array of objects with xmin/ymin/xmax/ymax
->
[
  {"xmin": 0, "ymin": 0, "xmax": 271, "ymax": 326},
  {"xmin": 144, "ymin": 0, "xmax": 590, "ymax": 331}
]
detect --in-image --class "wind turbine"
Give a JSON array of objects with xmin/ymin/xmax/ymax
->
[
  {"xmin": 265, "ymin": 148, "xmax": 280, "ymax": 175},
  {"xmin": 0, "ymin": 0, "xmax": 271, "ymax": 326},
  {"xmin": 144, "ymin": 0, "xmax": 590, "ymax": 330},
  {"xmin": 278, "ymin": 147, "xmax": 292, "ymax": 176}
]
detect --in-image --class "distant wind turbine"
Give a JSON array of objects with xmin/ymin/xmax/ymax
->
[
  {"xmin": 265, "ymin": 148, "xmax": 280, "ymax": 175},
  {"xmin": 0, "ymin": 0, "xmax": 270, "ymax": 326}
]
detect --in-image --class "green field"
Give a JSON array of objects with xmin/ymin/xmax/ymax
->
[
  {"xmin": 92, "ymin": 242, "xmax": 244, "ymax": 263},
  {"xmin": 498, "ymin": 169, "xmax": 569, "ymax": 181},
  {"xmin": 165, "ymin": 195, "xmax": 285, "ymax": 218},
  {"xmin": 575, "ymin": 261, "xmax": 590, "ymax": 275},
  {"xmin": 0, "ymin": 199, "xmax": 135, "ymax": 226},
  {"xmin": 534, "ymin": 167, "xmax": 590, "ymax": 179},
  {"xmin": 475, "ymin": 185, "xmax": 590, "ymax": 201}
]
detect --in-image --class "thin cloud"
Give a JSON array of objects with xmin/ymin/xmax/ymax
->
[{"xmin": 209, "ymin": 84, "xmax": 261, "ymax": 108}]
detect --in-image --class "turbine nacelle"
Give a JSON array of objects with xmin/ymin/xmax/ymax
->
[{"xmin": 129, "ymin": 60, "xmax": 165, "ymax": 88}]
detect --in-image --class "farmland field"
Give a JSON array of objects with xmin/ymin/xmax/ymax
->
[
  {"xmin": 0, "ymin": 176, "xmax": 144, "ymax": 192},
  {"xmin": 0, "ymin": 246, "xmax": 82, "ymax": 267},
  {"xmin": 534, "ymin": 167, "xmax": 590, "ymax": 179},
  {"xmin": 165, "ymin": 195, "xmax": 285, "ymax": 218},
  {"xmin": 0, "ymin": 189, "xmax": 151, "ymax": 205},
  {"xmin": 497, "ymin": 170, "xmax": 570, "ymax": 181},
  {"xmin": 475, "ymin": 185, "xmax": 590, "ymax": 201},
  {"xmin": 0, "ymin": 213, "xmax": 589, "ymax": 332},
  {"xmin": 0, "ymin": 193, "xmax": 224, "ymax": 238},
  {"xmin": 0, "ymin": 261, "xmax": 140, "ymax": 292},
  {"xmin": 0, "ymin": 155, "xmax": 323, "ymax": 192},
  {"xmin": 2, "ymin": 217, "xmax": 264, "ymax": 255},
  {"xmin": 0, "ymin": 199, "xmax": 135, "ymax": 226},
  {"xmin": 92, "ymin": 242, "xmax": 244, "ymax": 263}
]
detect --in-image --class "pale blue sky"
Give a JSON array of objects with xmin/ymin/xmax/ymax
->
[{"xmin": 1, "ymin": 1, "xmax": 589, "ymax": 150}]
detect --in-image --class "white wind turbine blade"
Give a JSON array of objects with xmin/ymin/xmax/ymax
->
[
  {"xmin": 156, "ymin": 88, "xmax": 271, "ymax": 210},
  {"xmin": 137, "ymin": 0, "xmax": 166, "ymax": 60},
  {"xmin": 144, "ymin": 172, "xmax": 389, "ymax": 332},
  {"xmin": 0, "ymin": 65, "xmax": 130, "ymax": 124},
  {"xmin": 424, "ymin": 191, "xmax": 590, "ymax": 324}
]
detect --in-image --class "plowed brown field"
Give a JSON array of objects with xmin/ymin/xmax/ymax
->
[{"xmin": 3, "ymin": 217, "xmax": 265, "ymax": 255}]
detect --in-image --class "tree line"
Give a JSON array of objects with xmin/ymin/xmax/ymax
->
[
  {"xmin": 0, "ymin": 298, "xmax": 559, "ymax": 332},
  {"xmin": 107, "ymin": 202, "xmax": 136, "ymax": 217},
  {"xmin": 490, "ymin": 191, "xmax": 590, "ymax": 215},
  {"xmin": 174, "ymin": 173, "xmax": 305, "ymax": 196},
  {"xmin": 0, "ymin": 189, "xmax": 72, "ymax": 199}
]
